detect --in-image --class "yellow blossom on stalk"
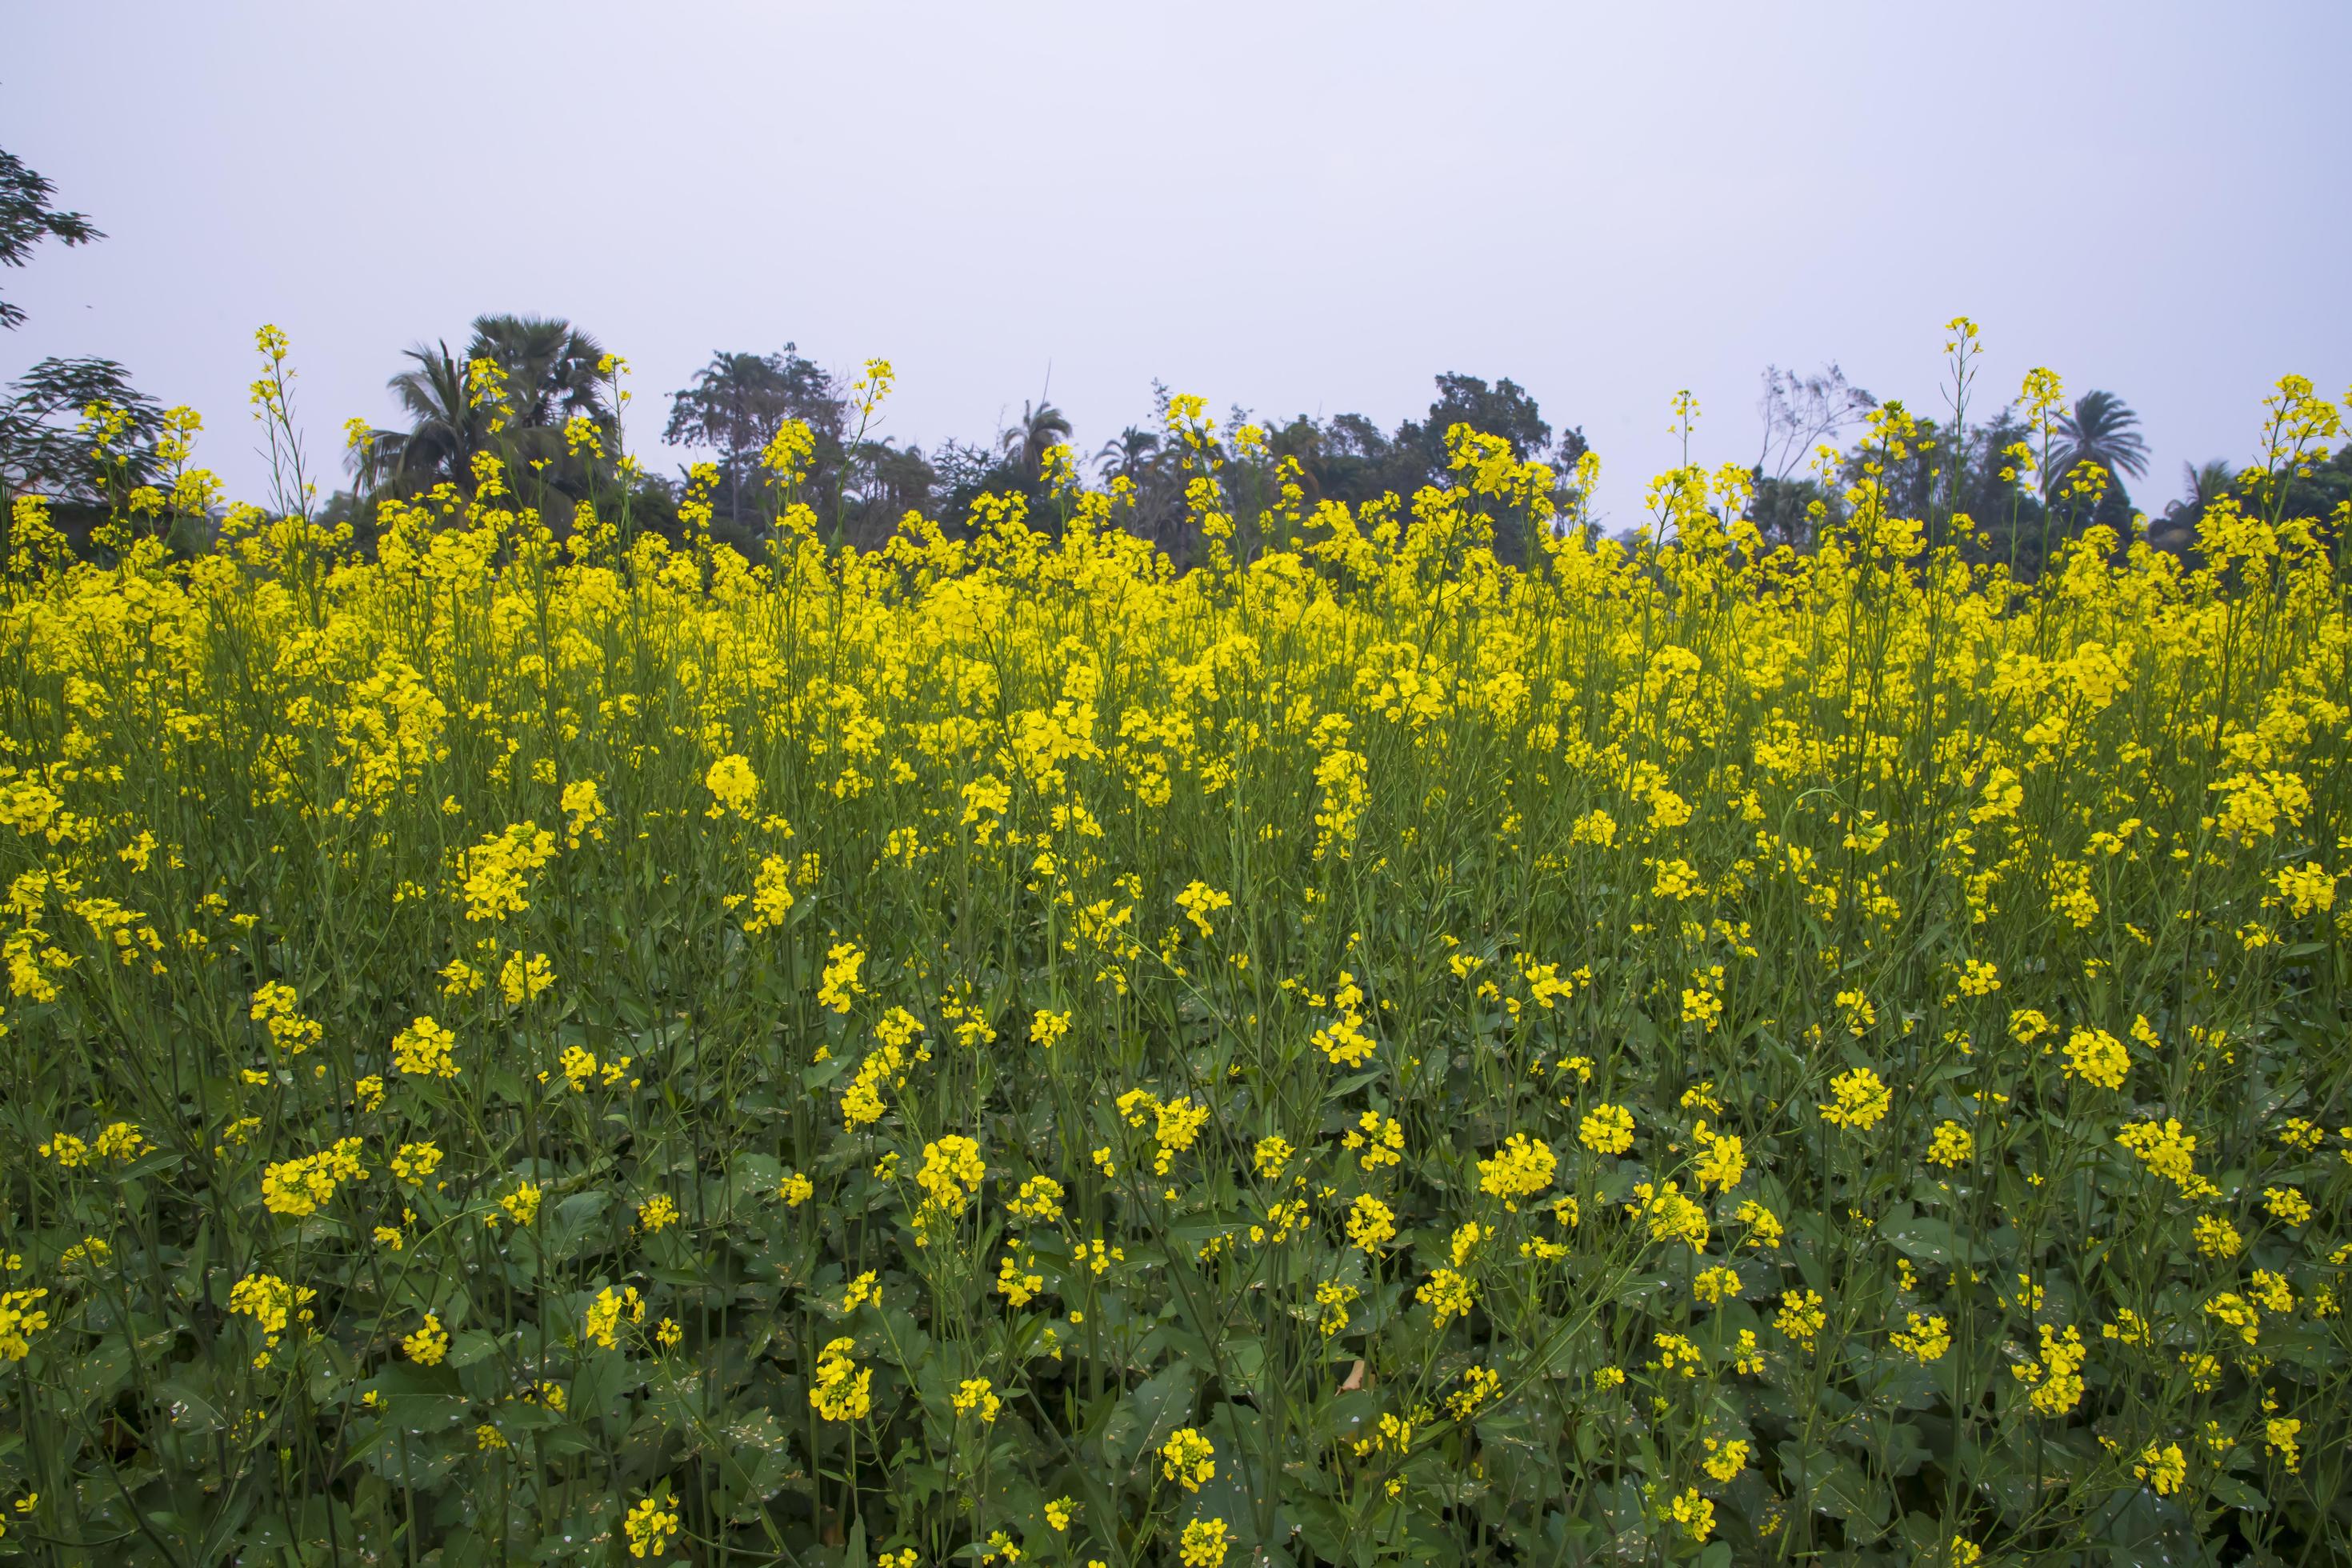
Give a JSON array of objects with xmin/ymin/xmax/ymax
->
[
  {"xmin": 402, "ymin": 1313, "xmax": 450, "ymax": 1366},
  {"xmin": 458, "ymin": 824, "xmax": 556, "ymax": 922},
  {"xmin": 1310, "ymin": 977, "xmax": 1377, "ymax": 1066},
  {"xmin": 584, "ymin": 1286, "xmax": 645, "ymax": 1350},
  {"xmin": 1446, "ymin": 1366, "xmax": 1502, "ymax": 1418},
  {"xmin": 818, "ymin": 942, "xmax": 867, "ymax": 1013},
  {"xmin": 2267, "ymin": 1416, "xmax": 2302, "ymax": 1470},
  {"xmin": 2264, "ymin": 1186, "xmax": 2313, "ymax": 1226},
  {"xmin": 1161, "ymin": 1427, "xmax": 1216, "ymax": 1490},
  {"xmin": 1702, "ymin": 1438, "xmax": 1750, "ymax": 1482},
  {"xmin": 1693, "ymin": 1266, "xmax": 1741, "ymax": 1305},
  {"xmin": 1253, "ymin": 1135, "xmax": 1293, "ymax": 1178},
  {"xmin": 2117, "ymin": 1118, "xmax": 2219, "ymax": 1198},
  {"xmin": 1030, "ymin": 1008, "xmax": 1070, "ymax": 1048},
  {"xmin": 1346, "ymin": 1194, "xmax": 1396, "ymax": 1250},
  {"xmin": 1690, "ymin": 1122, "xmax": 1743, "ymax": 1191},
  {"xmin": 2135, "ymin": 1443, "xmax": 2187, "ymax": 1496},
  {"xmin": 637, "ymin": 1195, "xmax": 679, "ymax": 1233},
  {"xmin": 2010, "ymin": 1323, "xmax": 2088, "ymax": 1414},
  {"xmin": 1926, "ymin": 1121, "xmax": 1974, "ymax": 1167},
  {"xmin": 1663, "ymin": 1488, "xmax": 1714, "ymax": 1543},
  {"xmin": 1818, "ymin": 1067, "xmax": 1890, "ymax": 1130},
  {"xmin": 1890, "ymin": 1312, "xmax": 1951, "ymax": 1363},
  {"xmin": 623, "ymin": 1494, "xmax": 680, "ymax": 1559},
  {"xmin": 2194, "ymin": 1215, "xmax": 2242, "ymax": 1258},
  {"xmin": 501, "ymin": 1181, "xmax": 542, "ymax": 1227},
  {"xmin": 1578, "ymin": 1103, "xmax": 1634, "ymax": 1155},
  {"xmin": 913, "ymin": 1134, "xmax": 985, "ymax": 1238},
  {"xmin": 742, "ymin": 853, "xmax": 795, "ymax": 932},
  {"xmin": 1954, "ymin": 958, "xmax": 2001, "ymax": 995},
  {"xmin": 1150, "ymin": 1096, "xmax": 1210, "ymax": 1174},
  {"xmin": 840, "ymin": 1270, "xmax": 880, "ymax": 1311},
  {"xmin": 1776, "ymin": 1290, "xmax": 1827, "ymax": 1354},
  {"xmin": 1174, "ymin": 879, "xmax": 1231, "ymax": 938},
  {"xmin": 1342, "ymin": 1110, "xmax": 1403, "ymax": 1170},
  {"xmin": 703, "ymin": 754, "xmax": 759, "ymax": 818},
  {"xmin": 1315, "ymin": 1280, "xmax": 1358, "ymax": 1337},
  {"xmin": 1477, "ymin": 1132, "xmax": 1556, "ymax": 1206},
  {"xmin": 498, "ymin": 950, "xmax": 554, "ymax": 1006},
  {"xmin": 1649, "ymin": 1332, "xmax": 1702, "ymax": 1377},
  {"xmin": 94, "ymin": 1122, "xmax": 148, "ymax": 1161},
  {"xmin": 1008, "ymin": 1174, "xmax": 1063, "ymax": 1224},
  {"xmin": 249, "ymin": 982, "xmax": 322, "ymax": 1055},
  {"xmin": 1628, "ymin": 1181, "xmax": 1710, "ymax": 1251},
  {"xmin": 951, "ymin": 1377, "xmax": 1002, "ymax": 1423},
  {"xmin": 226, "ymin": 1273, "xmax": 314, "ymax": 1354},
  {"xmin": 391, "ymin": 1015, "xmax": 459, "ymax": 1078},
  {"xmin": 996, "ymin": 1250, "xmax": 1043, "ymax": 1306},
  {"xmin": 1736, "ymin": 1198, "xmax": 1783, "ymax": 1249},
  {"xmin": 1418, "ymin": 1267, "xmax": 1476, "ymax": 1326},
  {"xmin": 558, "ymin": 779, "xmax": 606, "ymax": 846},
  {"xmin": 1178, "ymin": 1518, "xmax": 1230, "ymax": 1568},
  {"xmin": 807, "ymin": 1337, "xmax": 870, "ymax": 1421},
  {"xmin": 2063, "ymin": 1027, "xmax": 2131, "ymax": 1090},
  {"xmin": 262, "ymin": 1138, "xmax": 368, "ymax": 1217},
  {"xmin": 0, "ymin": 1290, "xmax": 50, "ymax": 1360}
]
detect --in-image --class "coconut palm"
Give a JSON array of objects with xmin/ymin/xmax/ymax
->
[
  {"xmin": 2046, "ymin": 390, "xmax": 2150, "ymax": 496},
  {"xmin": 1000, "ymin": 398, "xmax": 1072, "ymax": 479},
  {"xmin": 1094, "ymin": 426, "xmax": 1160, "ymax": 482},
  {"xmin": 2180, "ymin": 458, "xmax": 2238, "ymax": 511},
  {"xmin": 351, "ymin": 315, "xmax": 615, "ymax": 497},
  {"xmin": 350, "ymin": 341, "xmax": 491, "ymax": 492},
  {"xmin": 2149, "ymin": 458, "xmax": 2243, "ymax": 555}
]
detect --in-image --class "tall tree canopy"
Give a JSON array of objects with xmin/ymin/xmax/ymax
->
[
  {"xmin": 663, "ymin": 346, "xmax": 845, "ymax": 526},
  {"xmin": 1, "ymin": 146, "xmax": 102, "ymax": 330},
  {"xmin": 353, "ymin": 315, "xmax": 616, "ymax": 499},
  {"xmin": 0, "ymin": 358, "xmax": 161, "ymax": 502},
  {"xmin": 2049, "ymin": 390, "xmax": 2150, "ymax": 494}
]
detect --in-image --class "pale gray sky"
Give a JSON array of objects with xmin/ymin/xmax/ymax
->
[{"xmin": 6, "ymin": 2, "xmax": 2347, "ymax": 524}]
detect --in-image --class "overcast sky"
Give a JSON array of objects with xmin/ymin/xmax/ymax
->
[{"xmin": 6, "ymin": 2, "xmax": 2347, "ymax": 525}]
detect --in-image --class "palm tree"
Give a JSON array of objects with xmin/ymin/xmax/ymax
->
[
  {"xmin": 466, "ymin": 314, "xmax": 610, "ymax": 430},
  {"xmin": 1000, "ymin": 398, "xmax": 1072, "ymax": 479},
  {"xmin": 351, "ymin": 315, "xmax": 614, "ymax": 498},
  {"xmin": 2181, "ymin": 458, "xmax": 2238, "ymax": 512},
  {"xmin": 664, "ymin": 350, "xmax": 801, "ymax": 522},
  {"xmin": 1094, "ymin": 426, "xmax": 1159, "ymax": 482},
  {"xmin": 351, "ymin": 340, "xmax": 492, "ymax": 492},
  {"xmin": 2046, "ymin": 390, "xmax": 2150, "ymax": 496},
  {"xmin": 2149, "ymin": 458, "xmax": 2242, "ymax": 555}
]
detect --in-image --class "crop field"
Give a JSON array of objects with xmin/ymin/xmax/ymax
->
[{"xmin": 1, "ymin": 338, "xmax": 2349, "ymax": 1568}]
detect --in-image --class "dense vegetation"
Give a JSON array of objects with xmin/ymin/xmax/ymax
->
[{"xmin": 0, "ymin": 318, "xmax": 2348, "ymax": 1567}]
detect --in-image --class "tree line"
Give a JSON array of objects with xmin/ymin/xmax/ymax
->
[{"xmin": 6, "ymin": 144, "xmax": 2344, "ymax": 574}]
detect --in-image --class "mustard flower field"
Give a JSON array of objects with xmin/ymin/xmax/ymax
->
[{"xmin": 2, "ymin": 330, "xmax": 2350, "ymax": 1568}]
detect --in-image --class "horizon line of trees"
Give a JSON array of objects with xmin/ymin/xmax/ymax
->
[{"xmin": 7, "ymin": 145, "xmax": 2346, "ymax": 577}]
